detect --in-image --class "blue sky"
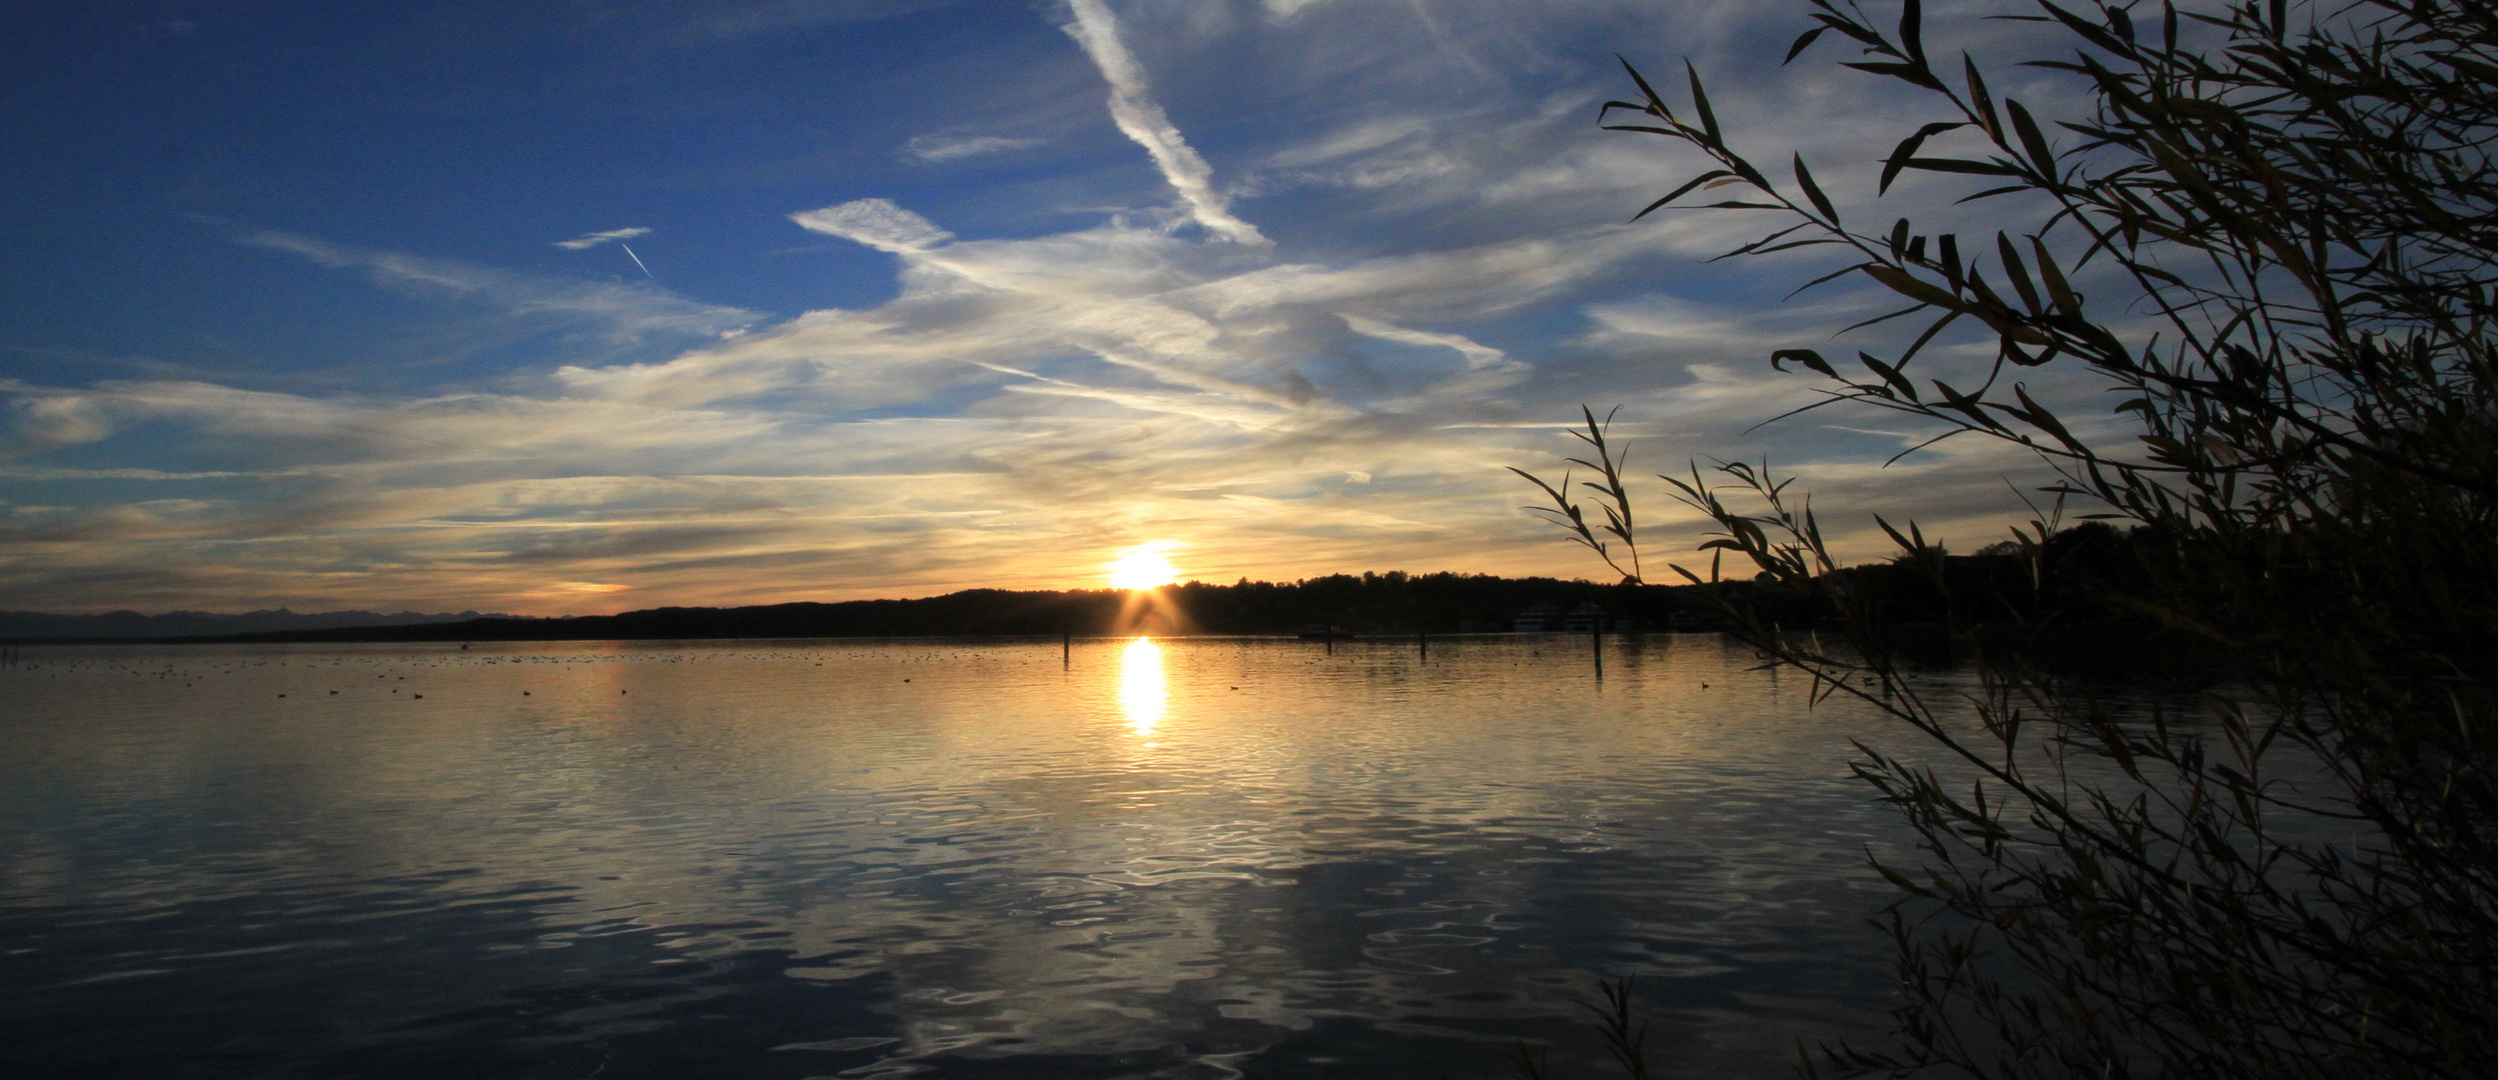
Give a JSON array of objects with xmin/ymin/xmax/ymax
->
[{"xmin": 1, "ymin": 0, "xmax": 2108, "ymax": 614}]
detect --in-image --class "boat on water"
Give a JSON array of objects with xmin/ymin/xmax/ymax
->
[{"xmin": 1294, "ymin": 624, "xmax": 1356, "ymax": 641}]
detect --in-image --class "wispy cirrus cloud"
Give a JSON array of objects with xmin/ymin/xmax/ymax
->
[
  {"xmin": 901, "ymin": 132, "xmax": 1045, "ymax": 163},
  {"xmin": 236, "ymin": 228, "xmax": 758, "ymax": 342},
  {"xmin": 554, "ymin": 226, "xmax": 652, "ymax": 250},
  {"xmin": 1, "ymin": 1, "xmax": 2094, "ymax": 615},
  {"xmin": 1061, "ymin": 0, "xmax": 1267, "ymax": 245}
]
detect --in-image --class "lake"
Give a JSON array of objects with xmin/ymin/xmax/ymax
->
[{"xmin": 0, "ymin": 634, "xmax": 1912, "ymax": 1079}]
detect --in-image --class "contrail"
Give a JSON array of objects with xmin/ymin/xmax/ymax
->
[
  {"xmin": 555, "ymin": 226, "xmax": 649, "ymax": 250},
  {"xmin": 1063, "ymin": 0, "xmax": 1266, "ymax": 245},
  {"xmin": 619, "ymin": 242, "xmax": 655, "ymax": 281}
]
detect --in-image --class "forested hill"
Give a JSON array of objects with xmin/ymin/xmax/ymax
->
[
  {"xmin": 106, "ymin": 572, "xmax": 1674, "ymax": 644},
  {"xmin": 9, "ymin": 531, "xmax": 2166, "ymax": 645},
  {"xmin": 0, "ymin": 608, "xmax": 499, "ymax": 643}
]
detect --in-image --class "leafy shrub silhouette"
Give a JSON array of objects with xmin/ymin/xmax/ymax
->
[{"xmin": 1517, "ymin": 1, "xmax": 2498, "ymax": 1075}]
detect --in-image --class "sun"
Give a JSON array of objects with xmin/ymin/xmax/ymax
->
[{"xmin": 1106, "ymin": 541, "xmax": 1180, "ymax": 590}]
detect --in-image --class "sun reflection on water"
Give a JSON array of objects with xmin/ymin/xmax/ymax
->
[
  {"xmin": 1119, "ymin": 636, "xmax": 1165, "ymax": 735},
  {"xmin": 1, "ymin": 636, "xmax": 1920, "ymax": 1079}
]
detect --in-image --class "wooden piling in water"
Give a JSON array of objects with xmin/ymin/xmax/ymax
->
[{"xmin": 1592, "ymin": 622, "xmax": 1603, "ymax": 679}]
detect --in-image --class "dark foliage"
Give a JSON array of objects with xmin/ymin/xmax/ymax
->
[
  {"xmin": 0, "ymin": 607, "xmax": 495, "ymax": 642},
  {"xmin": 1168, "ymin": 572, "xmax": 1686, "ymax": 634},
  {"xmin": 111, "ymin": 573, "xmax": 1704, "ymax": 645},
  {"xmin": 1519, "ymin": 0, "xmax": 2498, "ymax": 1076}
]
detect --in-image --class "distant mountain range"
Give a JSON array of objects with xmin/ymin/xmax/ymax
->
[{"xmin": 0, "ymin": 608, "xmax": 504, "ymax": 642}]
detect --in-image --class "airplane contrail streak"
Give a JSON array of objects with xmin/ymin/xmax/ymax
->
[{"xmin": 619, "ymin": 242, "xmax": 655, "ymax": 281}]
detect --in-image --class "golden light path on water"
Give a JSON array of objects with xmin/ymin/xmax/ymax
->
[{"xmin": 1119, "ymin": 635, "xmax": 1165, "ymax": 735}]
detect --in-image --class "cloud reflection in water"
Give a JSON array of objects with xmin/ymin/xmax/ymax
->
[{"xmin": 0, "ymin": 636, "xmax": 1926, "ymax": 1079}]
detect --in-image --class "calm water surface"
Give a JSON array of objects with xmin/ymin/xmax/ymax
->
[{"xmin": 1, "ymin": 635, "xmax": 1912, "ymax": 1079}]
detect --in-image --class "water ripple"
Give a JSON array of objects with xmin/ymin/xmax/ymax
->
[{"xmin": 3, "ymin": 634, "xmax": 1911, "ymax": 1078}]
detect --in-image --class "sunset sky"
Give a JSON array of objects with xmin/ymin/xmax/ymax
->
[{"xmin": 0, "ymin": 0, "xmax": 2114, "ymax": 615}]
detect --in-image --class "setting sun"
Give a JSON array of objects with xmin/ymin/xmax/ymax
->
[{"xmin": 1105, "ymin": 542, "xmax": 1180, "ymax": 591}]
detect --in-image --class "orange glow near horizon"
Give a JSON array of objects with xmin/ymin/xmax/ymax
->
[
  {"xmin": 1105, "ymin": 541, "xmax": 1181, "ymax": 591},
  {"xmin": 1119, "ymin": 636, "xmax": 1165, "ymax": 735}
]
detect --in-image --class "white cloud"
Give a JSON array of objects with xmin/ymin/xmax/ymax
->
[
  {"xmin": 901, "ymin": 132, "xmax": 1045, "ymax": 163},
  {"xmin": 3, "ymin": 1, "xmax": 2115, "ymax": 614},
  {"xmin": 1341, "ymin": 314, "xmax": 1506, "ymax": 369},
  {"xmin": 554, "ymin": 226, "xmax": 652, "ymax": 250},
  {"xmin": 1, "ymin": 383, "xmax": 120, "ymax": 456},
  {"xmin": 789, "ymin": 198, "xmax": 956, "ymax": 253},
  {"xmin": 239, "ymin": 229, "xmax": 758, "ymax": 342},
  {"xmin": 1061, "ymin": 0, "xmax": 1268, "ymax": 245}
]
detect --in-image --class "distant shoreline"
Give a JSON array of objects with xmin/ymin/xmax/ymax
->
[{"xmin": 1, "ymin": 574, "xmax": 1669, "ymax": 645}]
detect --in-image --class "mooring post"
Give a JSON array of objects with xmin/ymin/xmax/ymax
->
[
  {"xmin": 1592, "ymin": 621, "xmax": 1604, "ymax": 679},
  {"xmin": 1418, "ymin": 628, "xmax": 1428, "ymax": 663},
  {"xmin": 1063, "ymin": 627, "xmax": 1071, "ymax": 667}
]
